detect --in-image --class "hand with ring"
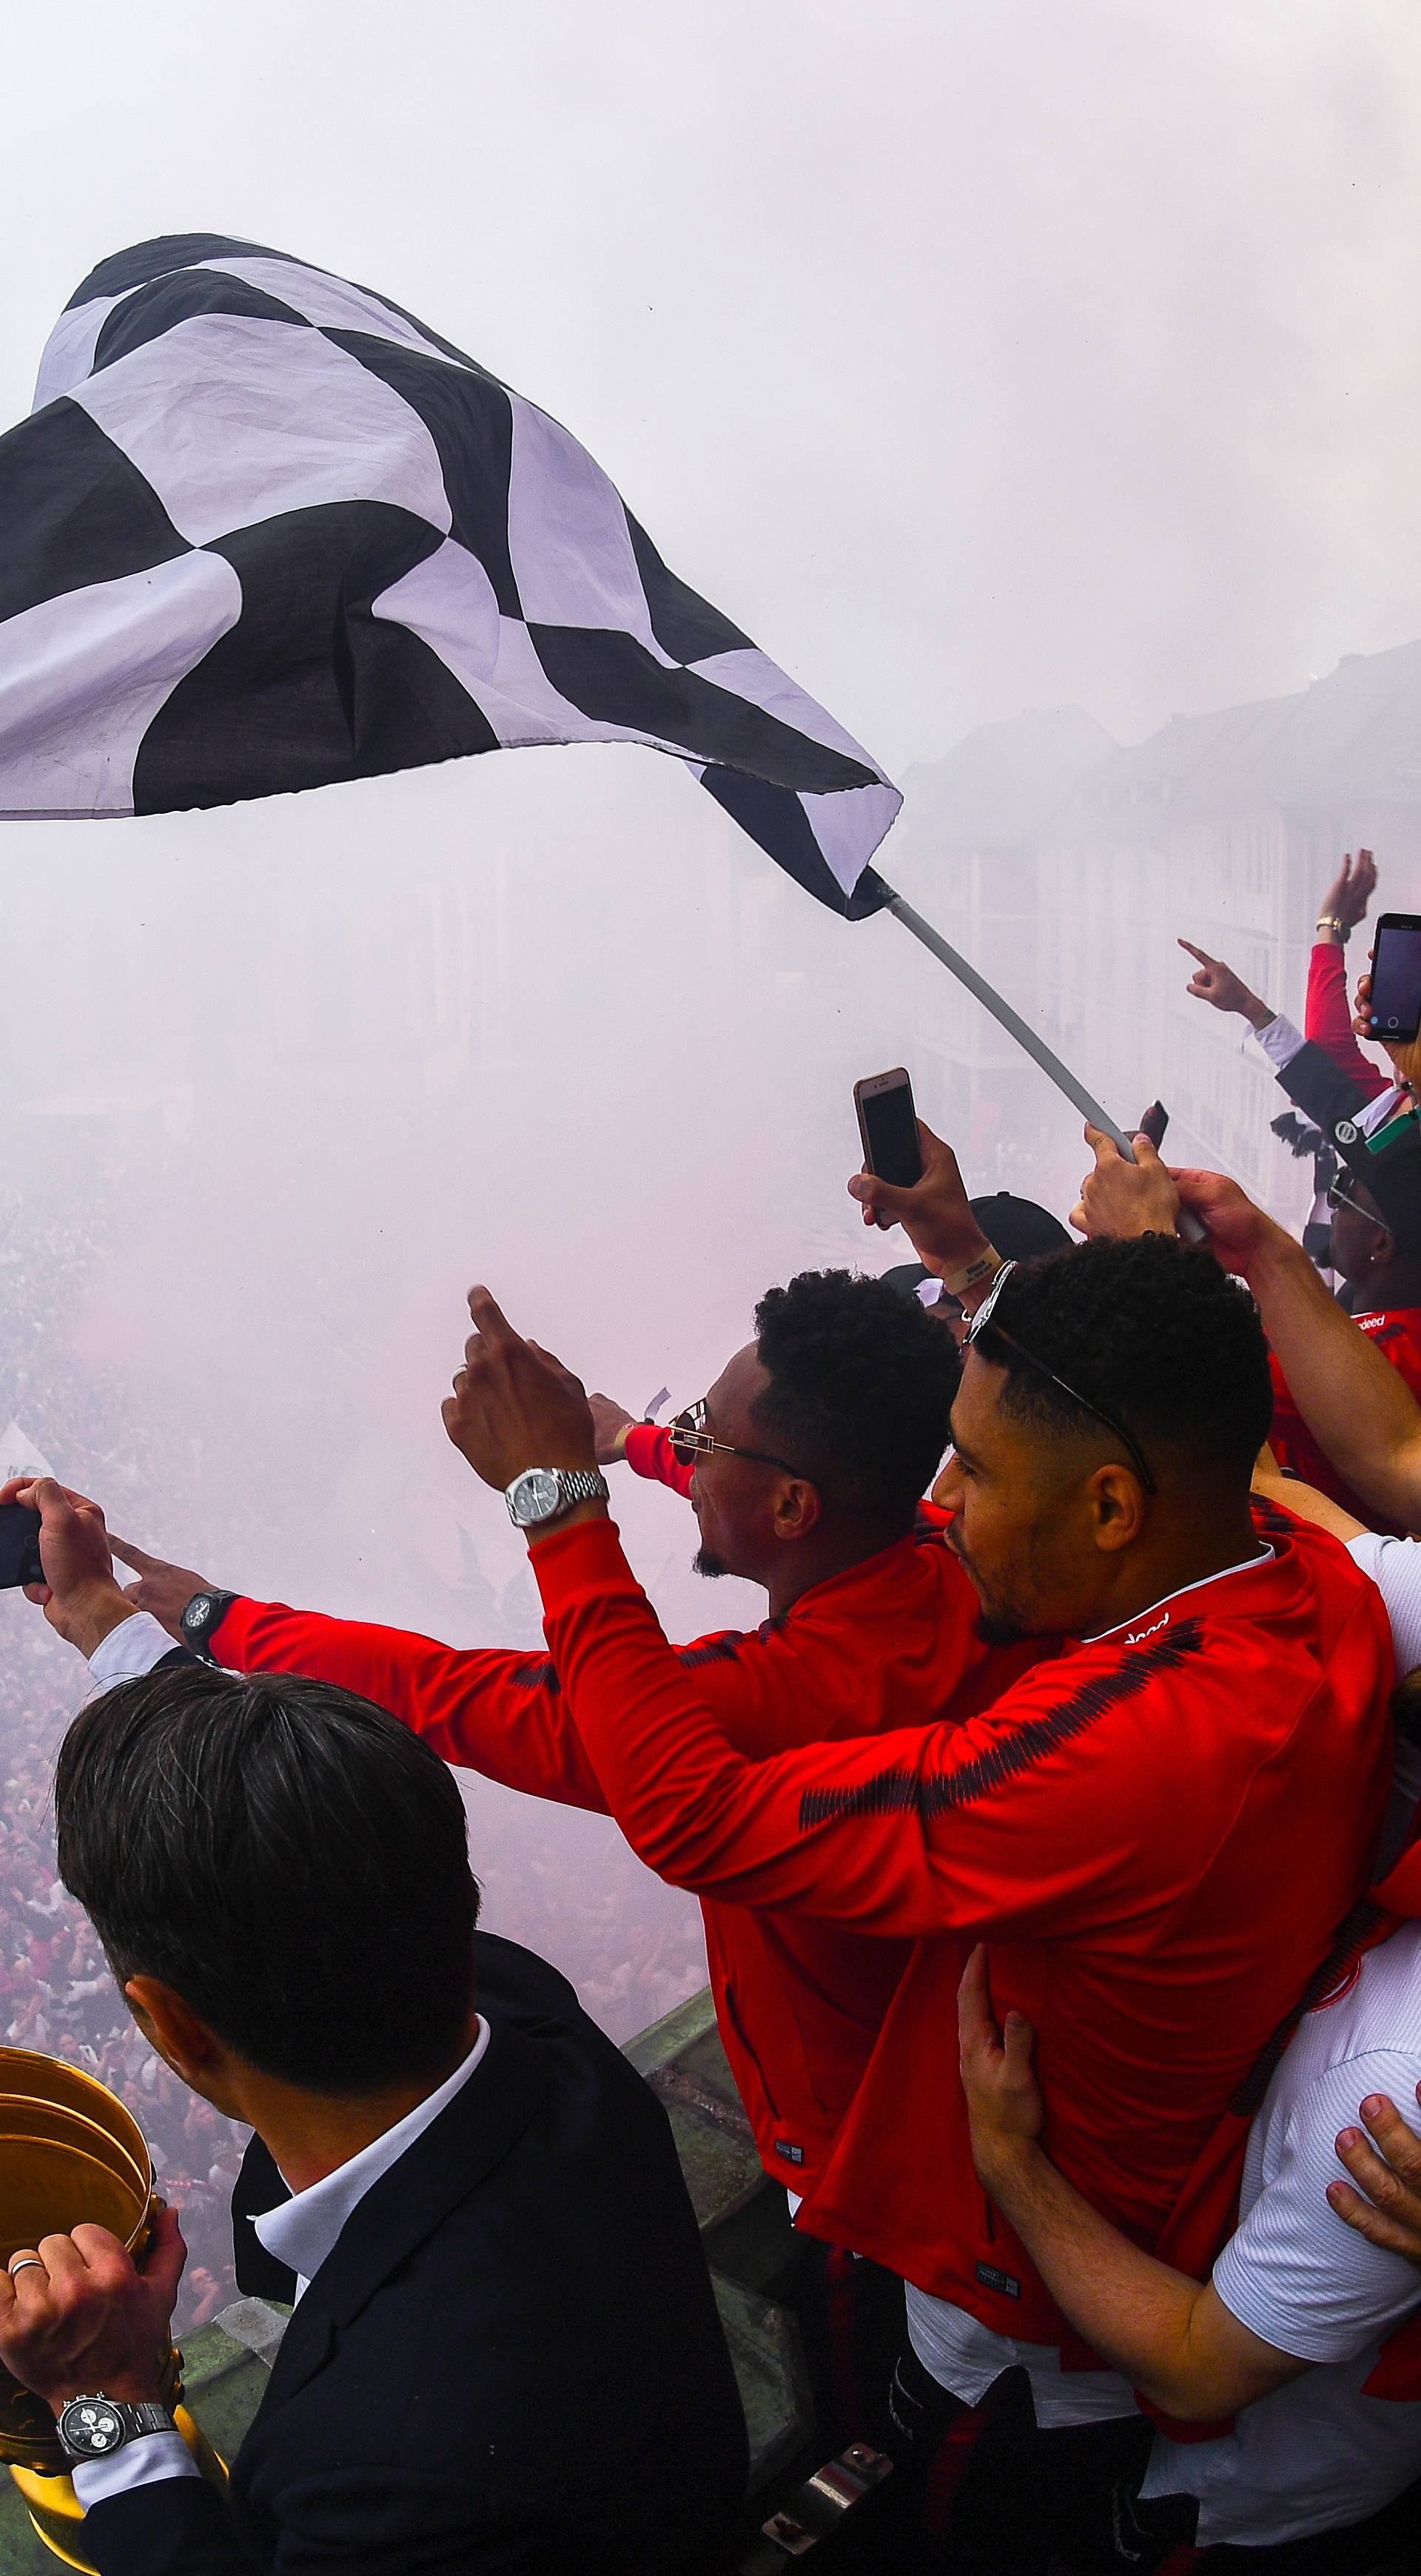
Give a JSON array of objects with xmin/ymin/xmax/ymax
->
[{"xmin": 0, "ymin": 2208, "xmax": 187, "ymax": 2416}]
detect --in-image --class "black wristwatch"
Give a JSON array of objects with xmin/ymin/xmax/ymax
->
[
  {"xmin": 57, "ymin": 2395, "xmax": 176, "ymax": 2464},
  {"xmin": 179, "ymin": 1588, "xmax": 239, "ymax": 1661}
]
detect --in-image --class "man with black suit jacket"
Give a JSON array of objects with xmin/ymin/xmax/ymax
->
[{"xmin": 0, "ymin": 1477, "xmax": 748, "ymax": 2575}]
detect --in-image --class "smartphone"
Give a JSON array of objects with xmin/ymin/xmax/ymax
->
[
  {"xmin": 0, "ymin": 1503, "xmax": 44, "ymax": 1592},
  {"xmin": 1368, "ymin": 914, "xmax": 1421, "ymax": 1043},
  {"xmin": 854, "ymin": 1069, "xmax": 924, "ymax": 1231},
  {"xmin": 1138, "ymin": 1100, "xmax": 1169, "ymax": 1150}
]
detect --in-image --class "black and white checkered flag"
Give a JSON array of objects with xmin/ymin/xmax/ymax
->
[{"xmin": 0, "ymin": 233, "xmax": 898, "ymax": 916}]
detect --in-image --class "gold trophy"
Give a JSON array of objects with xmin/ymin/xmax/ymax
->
[{"xmin": 0, "ymin": 2047, "xmax": 225, "ymax": 2569}]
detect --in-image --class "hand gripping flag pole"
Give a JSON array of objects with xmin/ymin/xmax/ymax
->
[{"xmin": 859, "ymin": 871, "xmax": 1208, "ymax": 1240}]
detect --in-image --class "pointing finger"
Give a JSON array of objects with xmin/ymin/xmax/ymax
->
[
  {"xmin": 108, "ymin": 1536, "xmax": 157, "ymax": 1574},
  {"xmin": 466, "ymin": 1285, "xmax": 516, "ymax": 1346}
]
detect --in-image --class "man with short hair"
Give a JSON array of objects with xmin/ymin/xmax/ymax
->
[
  {"xmin": 0, "ymin": 1481, "xmax": 747, "ymax": 2576},
  {"xmin": 429, "ymin": 1214, "xmax": 1393, "ymax": 2561},
  {"xmin": 112, "ymin": 1266, "xmax": 1042, "ymax": 2208}
]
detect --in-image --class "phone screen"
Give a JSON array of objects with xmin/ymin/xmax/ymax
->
[
  {"xmin": 859, "ymin": 1077, "xmax": 923, "ymax": 1188},
  {"xmin": 0, "ymin": 1503, "xmax": 43, "ymax": 1593},
  {"xmin": 1370, "ymin": 920, "xmax": 1421, "ymax": 1041}
]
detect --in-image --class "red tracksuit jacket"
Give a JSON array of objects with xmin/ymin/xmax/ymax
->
[
  {"xmin": 526, "ymin": 1498, "xmax": 1393, "ymax": 2347},
  {"xmin": 209, "ymin": 1523, "xmax": 1044, "ymax": 2196}
]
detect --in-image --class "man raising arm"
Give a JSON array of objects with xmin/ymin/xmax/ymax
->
[
  {"xmin": 1072, "ymin": 1129, "xmax": 1421, "ymax": 1533},
  {"xmin": 440, "ymin": 1235, "xmax": 1393, "ymax": 2527}
]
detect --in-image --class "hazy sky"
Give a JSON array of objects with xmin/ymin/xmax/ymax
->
[
  {"xmin": 4, "ymin": 0, "xmax": 1421, "ymax": 771},
  {"xmin": 5, "ymin": 0, "xmax": 1421, "ymax": 2037}
]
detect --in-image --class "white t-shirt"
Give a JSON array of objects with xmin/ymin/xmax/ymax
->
[{"xmin": 1140, "ymin": 1919, "xmax": 1421, "ymax": 2547}]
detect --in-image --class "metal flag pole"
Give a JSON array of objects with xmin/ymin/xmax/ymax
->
[{"xmin": 867, "ymin": 874, "xmax": 1207, "ymax": 1239}]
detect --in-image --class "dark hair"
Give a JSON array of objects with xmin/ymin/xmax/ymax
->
[
  {"xmin": 974, "ymin": 1235, "xmax": 1273, "ymax": 1482},
  {"xmin": 55, "ymin": 1664, "xmax": 480, "ymax": 2093},
  {"xmin": 751, "ymin": 1267, "xmax": 959, "ymax": 1523}
]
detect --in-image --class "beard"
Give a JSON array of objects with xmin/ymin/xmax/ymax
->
[
  {"xmin": 693, "ymin": 1544, "xmax": 730, "ymax": 1580},
  {"xmin": 950, "ymin": 1528, "xmax": 1032, "ymax": 1646},
  {"xmin": 974, "ymin": 1604, "xmax": 1032, "ymax": 1647}
]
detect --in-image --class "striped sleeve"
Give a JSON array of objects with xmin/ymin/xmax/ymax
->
[{"xmin": 1212, "ymin": 2052, "xmax": 1421, "ymax": 2364}]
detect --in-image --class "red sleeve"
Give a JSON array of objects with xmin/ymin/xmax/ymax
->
[
  {"xmin": 622, "ymin": 1422, "xmax": 695, "ymax": 1499},
  {"xmin": 530, "ymin": 1517, "xmax": 1189, "ymax": 1940},
  {"xmin": 210, "ymin": 1596, "xmax": 611, "ymax": 1812},
  {"xmin": 1306, "ymin": 943, "xmax": 1388, "ymax": 1097}
]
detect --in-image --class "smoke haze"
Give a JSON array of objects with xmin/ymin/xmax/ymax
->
[{"xmin": 4, "ymin": 0, "xmax": 1421, "ymax": 2065}]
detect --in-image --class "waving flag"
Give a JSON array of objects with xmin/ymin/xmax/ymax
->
[{"xmin": 0, "ymin": 233, "xmax": 898, "ymax": 915}]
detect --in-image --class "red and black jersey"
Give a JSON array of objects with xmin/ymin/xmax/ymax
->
[
  {"xmin": 528, "ymin": 1499, "xmax": 1393, "ymax": 2347},
  {"xmin": 210, "ymin": 1521, "xmax": 1044, "ymax": 2197},
  {"xmin": 622, "ymin": 1422, "xmax": 694, "ymax": 1498},
  {"xmin": 1271, "ymin": 1306, "xmax": 1421, "ymax": 1533}
]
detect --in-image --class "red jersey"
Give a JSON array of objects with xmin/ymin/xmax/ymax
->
[
  {"xmin": 210, "ymin": 1525, "xmax": 1044, "ymax": 2197},
  {"xmin": 529, "ymin": 1499, "xmax": 1392, "ymax": 2347},
  {"xmin": 623, "ymin": 1422, "xmax": 694, "ymax": 1497},
  {"xmin": 1271, "ymin": 1307, "xmax": 1421, "ymax": 1533}
]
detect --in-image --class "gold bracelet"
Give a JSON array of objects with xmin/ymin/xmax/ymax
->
[
  {"xmin": 1315, "ymin": 916, "xmax": 1348, "ymax": 940},
  {"xmin": 940, "ymin": 1245, "xmax": 1004, "ymax": 1300}
]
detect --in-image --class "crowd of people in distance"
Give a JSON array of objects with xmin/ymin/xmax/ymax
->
[{"xmin": 8, "ymin": 850, "xmax": 1421, "ymax": 2571}]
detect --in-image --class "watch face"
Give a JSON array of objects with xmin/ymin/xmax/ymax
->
[
  {"xmin": 510, "ymin": 1469, "xmax": 560, "ymax": 1526},
  {"xmin": 61, "ymin": 2397, "xmax": 124, "ymax": 2458}
]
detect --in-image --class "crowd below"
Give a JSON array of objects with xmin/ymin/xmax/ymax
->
[{"xmin": 4, "ymin": 854, "xmax": 1421, "ymax": 2569}]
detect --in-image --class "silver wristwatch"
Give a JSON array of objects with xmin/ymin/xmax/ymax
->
[
  {"xmin": 58, "ymin": 2394, "xmax": 176, "ymax": 2464},
  {"xmin": 504, "ymin": 1468, "xmax": 608, "ymax": 1530}
]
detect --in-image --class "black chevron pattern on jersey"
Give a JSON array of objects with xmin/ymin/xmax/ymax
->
[{"xmin": 796, "ymin": 1619, "xmax": 1208, "ymax": 1829}]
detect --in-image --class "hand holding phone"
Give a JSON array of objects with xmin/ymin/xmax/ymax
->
[
  {"xmin": 854, "ymin": 1069, "xmax": 924, "ymax": 1231},
  {"xmin": 1366, "ymin": 915, "xmax": 1421, "ymax": 1044}
]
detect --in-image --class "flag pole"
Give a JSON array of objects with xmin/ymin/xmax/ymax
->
[
  {"xmin": 873, "ymin": 880, "xmax": 1137, "ymax": 1155},
  {"xmin": 868, "ymin": 875, "xmax": 1206, "ymax": 1240}
]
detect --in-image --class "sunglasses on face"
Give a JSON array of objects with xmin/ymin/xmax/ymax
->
[
  {"xmin": 668, "ymin": 1399, "xmax": 804, "ymax": 1479},
  {"xmin": 964, "ymin": 1261, "xmax": 1158, "ymax": 1495},
  {"xmin": 1326, "ymin": 1177, "xmax": 1379, "ymax": 1224}
]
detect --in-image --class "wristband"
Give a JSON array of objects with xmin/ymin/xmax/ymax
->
[
  {"xmin": 938, "ymin": 1246, "xmax": 1004, "ymax": 1301},
  {"xmin": 612, "ymin": 1422, "xmax": 632, "ymax": 1459}
]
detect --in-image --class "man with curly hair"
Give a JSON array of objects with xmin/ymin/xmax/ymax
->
[
  {"xmin": 106, "ymin": 1267, "xmax": 1042, "ymax": 2259},
  {"xmin": 413, "ymin": 1151, "xmax": 1394, "ymax": 2567}
]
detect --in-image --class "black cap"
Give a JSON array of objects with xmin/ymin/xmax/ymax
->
[
  {"xmin": 967, "ymin": 1193, "xmax": 1073, "ymax": 1262},
  {"xmin": 1331, "ymin": 1114, "xmax": 1421, "ymax": 1257},
  {"xmin": 880, "ymin": 1194, "xmax": 1072, "ymax": 1300}
]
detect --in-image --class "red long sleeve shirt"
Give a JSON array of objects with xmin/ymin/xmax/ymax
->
[
  {"xmin": 1270, "ymin": 1308, "xmax": 1421, "ymax": 1532},
  {"xmin": 528, "ymin": 1501, "xmax": 1393, "ymax": 2346},
  {"xmin": 210, "ymin": 1523, "xmax": 1044, "ymax": 2196},
  {"xmin": 1306, "ymin": 941, "xmax": 1389, "ymax": 1100},
  {"xmin": 622, "ymin": 1422, "xmax": 694, "ymax": 1497}
]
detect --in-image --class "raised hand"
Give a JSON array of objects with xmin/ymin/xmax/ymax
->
[
  {"xmin": 588, "ymin": 1395, "xmax": 636, "ymax": 1464},
  {"xmin": 107, "ymin": 1537, "xmax": 215, "ymax": 1642},
  {"xmin": 1178, "ymin": 940, "xmax": 1273, "ymax": 1027},
  {"xmin": 0, "ymin": 1477, "xmax": 132, "ymax": 1657},
  {"xmin": 1354, "ymin": 969, "xmax": 1421, "ymax": 1089},
  {"xmin": 847, "ymin": 1120, "xmax": 994, "ymax": 1283},
  {"xmin": 1319, "ymin": 849, "xmax": 1377, "ymax": 935},
  {"xmin": 1071, "ymin": 1126, "xmax": 1180, "ymax": 1240},
  {"xmin": 1164, "ymin": 1168, "xmax": 1272, "ymax": 1274},
  {"xmin": 443, "ymin": 1288, "xmax": 599, "ymax": 1493}
]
